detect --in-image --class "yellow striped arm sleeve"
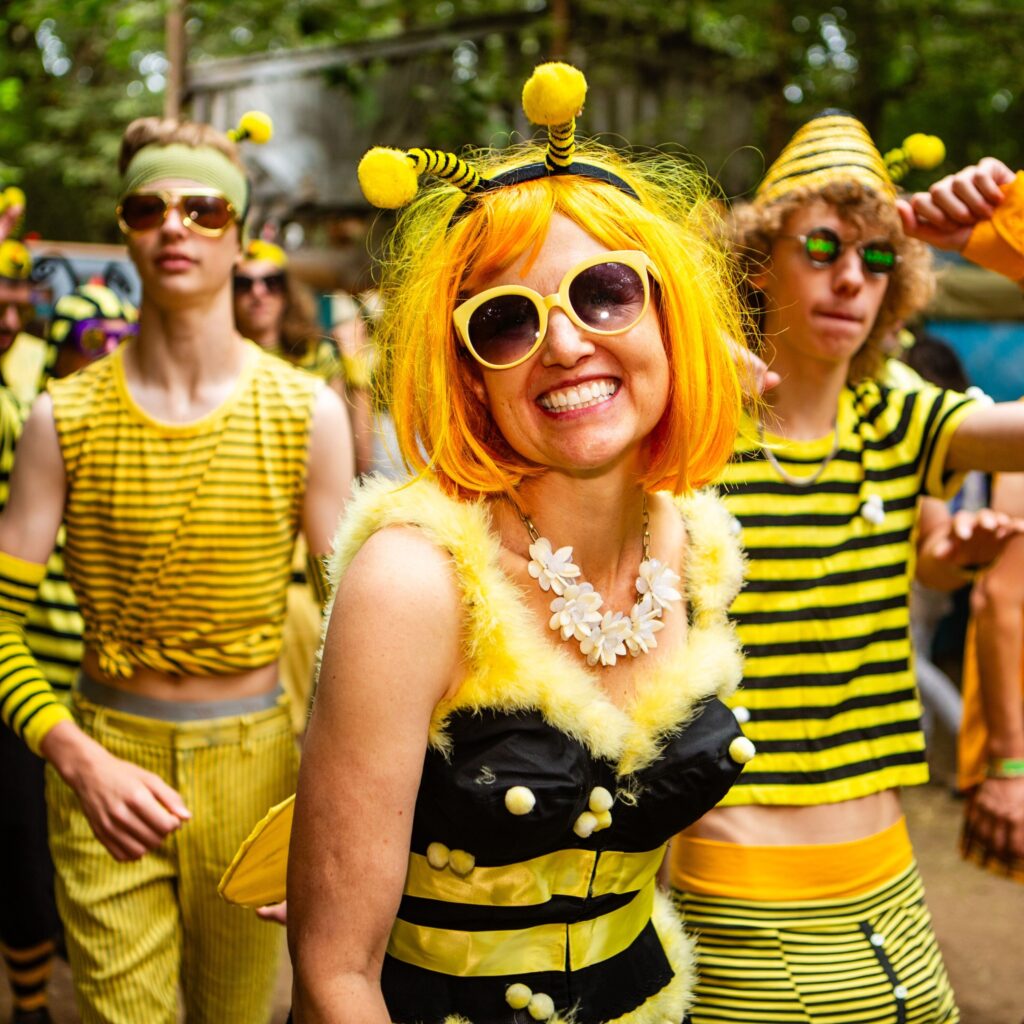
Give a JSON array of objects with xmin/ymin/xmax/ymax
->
[{"xmin": 0, "ymin": 549, "xmax": 73, "ymax": 754}]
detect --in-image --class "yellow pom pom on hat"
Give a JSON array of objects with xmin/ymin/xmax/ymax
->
[
  {"xmin": 756, "ymin": 109, "xmax": 897, "ymax": 206},
  {"xmin": 884, "ymin": 132, "xmax": 946, "ymax": 185},
  {"xmin": 0, "ymin": 239, "xmax": 31, "ymax": 281},
  {"xmin": 0, "ymin": 186, "xmax": 26, "ymax": 215},
  {"xmin": 244, "ymin": 239, "xmax": 288, "ymax": 268},
  {"xmin": 356, "ymin": 61, "xmax": 638, "ymax": 214},
  {"xmin": 228, "ymin": 110, "xmax": 274, "ymax": 145}
]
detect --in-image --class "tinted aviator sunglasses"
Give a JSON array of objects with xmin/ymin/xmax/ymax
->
[
  {"xmin": 117, "ymin": 189, "xmax": 237, "ymax": 237},
  {"xmin": 782, "ymin": 226, "xmax": 898, "ymax": 276},
  {"xmin": 453, "ymin": 250, "xmax": 661, "ymax": 371}
]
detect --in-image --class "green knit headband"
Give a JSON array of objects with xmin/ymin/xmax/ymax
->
[{"xmin": 120, "ymin": 144, "xmax": 249, "ymax": 219}]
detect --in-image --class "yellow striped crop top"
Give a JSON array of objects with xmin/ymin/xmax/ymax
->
[{"xmin": 48, "ymin": 342, "xmax": 320, "ymax": 679}]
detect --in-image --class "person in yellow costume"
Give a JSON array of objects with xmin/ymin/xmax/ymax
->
[
  {"xmin": 228, "ymin": 62, "xmax": 759, "ymax": 1024},
  {"xmin": 0, "ymin": 188, "xmax": 46, "ymax": 405},
  {"xmin": 233, "ymin": 238, "xmax": 367, "ymax": 733},
  {"xmin": 670, "ymin": 114, "xmax": 1024, "ymax": 1023},
  {"xmin": 902, "ymin": 156, "xmax": 1024, "ymax": 883},
  {"xmin": 0, "ymin": 112, "xmax": 352, "ymax": 1023}
]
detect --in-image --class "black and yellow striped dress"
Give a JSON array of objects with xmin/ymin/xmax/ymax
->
[
  {"xmin": 323, "ymin": 477, "xmax": 751, "ymax": 1024},
  {"xmin": 47, "ymin": 341, "xmax": 319, "ymax": 681}
]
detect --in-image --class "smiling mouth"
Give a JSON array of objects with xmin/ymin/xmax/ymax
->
[{"xmin": 537, "ymin": 378, "xmax": 619, "ymax": 413}]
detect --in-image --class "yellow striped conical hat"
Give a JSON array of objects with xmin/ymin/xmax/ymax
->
[{"xmin": 756, "ymin": 109, "xmax": 894, "ymax": 205}]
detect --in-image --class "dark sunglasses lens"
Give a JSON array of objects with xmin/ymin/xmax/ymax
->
[
  {"xmin": 569, "ymin": 261, "xmax": 646, "ymax": 331},
  {"xmin": 468, "ymin": 295, "xmax": 540, "ymax": 366},
  {"xmin": 121, "ymin": 194, "xmax": 167, "ymax": 231},
  {"xmin": 804, "ymin": 229, "xmax": 840, "ymax": 264},
  {"xmin": 233, "ymin": 275, "xmax": 254, "ymax": 295},
  {"xmin": 862, "ymin": 244, "xmax": 897, "ymax": 274},
  {"xmin": 262, "ymin": 273, "xmax": 286, "ymax": 294},
  {"xmin": 234, "ymin": 273, "xmax": 285, "ymax": 295},
  {"xmin": 183, "ymin": 195, "xmax": 232, "ymax": 230}
]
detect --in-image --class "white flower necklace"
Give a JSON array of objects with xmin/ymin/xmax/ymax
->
[{"xmin": 520, "ymin": 496, "xmax": 682, "ymax": 668}]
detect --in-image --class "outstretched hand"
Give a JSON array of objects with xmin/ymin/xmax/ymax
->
[
  {"xmin": 897, "ymin": 157, "xmax": 1016, "ymax": 251},
  {"xmin": 965, "ymin": 777, "xmax": 1024, "ymax": 863},
  {"xmin": 929, "ymin": 507, "xmax": 1024, "ymax": 574}
]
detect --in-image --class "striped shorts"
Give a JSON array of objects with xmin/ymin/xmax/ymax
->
[{"xmin": 673, "ymin": 844, "xmax": 958, "ymax": 1023}]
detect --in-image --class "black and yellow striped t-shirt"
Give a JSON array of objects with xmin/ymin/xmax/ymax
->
[
  {"xmin": 718, "ymin": 381, "xmax": 975, "ymax": 806},
  {"xmin": 0, "ymin": 388, "xmax": 83, "ymax": 696},
  {"xmin": 48, "ymin": 342, "xmax": 320, "ymax": 680}
]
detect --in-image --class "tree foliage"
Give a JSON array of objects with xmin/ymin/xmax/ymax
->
[{"xmin": 0, "ymin": 0, "xmax": 1020, "ymax": 241}]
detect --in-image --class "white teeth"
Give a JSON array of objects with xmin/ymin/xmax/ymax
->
[{"xmin": 538, "ymin": 379, "xmax": 619, "ymax": 412}]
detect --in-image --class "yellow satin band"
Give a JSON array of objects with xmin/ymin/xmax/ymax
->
[
  {"xmin": 670, "ymin": 817, "xmax": 914, "ymax": 901},
  {"xmin": 404, "ymin": 846, "xmax": 662, "ymax": 907},
  {"xmin": 387, "ymin": 879, "xmax": 655, "ymax": 977}
]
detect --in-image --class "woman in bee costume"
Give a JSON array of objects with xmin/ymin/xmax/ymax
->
[{"xmin": 271, "ymin": 62, "xmax": 757, "ymax": 1024}]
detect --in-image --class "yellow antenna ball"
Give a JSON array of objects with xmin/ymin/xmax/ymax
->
[
  {"xmin": 1, "ymin": 186, "xmax": 26, "ymax": 213},
  {"xmin": 903, "ymin": 133, "xmax": 945, "ymax": 170},
  {"xmin": 230, "ymin": 111, "xmax": 273, "ymax": 144},
  {"xmin": 358, "ymin": 147, "xmax": 419, "ymax": 209},
  {"xmin": 522, "ymin": 62, "xmax": 587, "ymax": 126}
]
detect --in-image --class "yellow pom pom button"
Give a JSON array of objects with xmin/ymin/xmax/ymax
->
[
  {"xmin": 593, "ymin": 810, "xmax": 612, "ymax": 831},
  {"xmin": 504, "ymin": 786, "xmax": 536, "ymax": 816},
  {"xmin": 573, "ymin": 811, "xmax": 598, "ymax": 838},
  {"xmin": 729, "ymin": 736, "xmax": 756, "ymax": 765},
  {"xmin": 426, "ymin": 842, "xmax": 450, "ymax": 870},
  {"xmin": 732, "ymin": 705, "xmax": 751, "ymax": 725},
  {"xmin": 506, "ymin": 983, "xmax": 532, "ymax": 1010},
  {"xmin": 522, "ymin": 62, "xmax": 587, "ymax": 126},
  {"xmin": 449, "ymin": 849, "xmax": 476, "ymax": 877},
  {"xmin": 588, "ymin": 786, "xmax": 613, "ymax": 813},
  {"xmin": 528, "ymin": 991, "xmax": 556, "ymax": 1020}
]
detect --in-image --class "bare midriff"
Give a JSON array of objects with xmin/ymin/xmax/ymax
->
[
  {"xmin": 81, "ymin": 648, "xmax": 280, "ymax": 702},
  {"xmin": 685, "ymin": 789, "xmax": 903, "ymax": 845}
]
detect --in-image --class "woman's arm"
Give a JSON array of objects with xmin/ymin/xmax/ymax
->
[
  {"xmin": 288, "ymin": 525, "xmax": 464, "ymax": 1023},
  {"xmin": 302, "ymin": 385, "xmax": 355, "ymax": 560},
  {"xmin": 968, "ymin": 473, "xmax": 1024, "ymax": 861}
]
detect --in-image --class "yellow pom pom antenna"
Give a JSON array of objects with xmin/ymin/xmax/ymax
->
[
  {"xmin": 522, "ymin": 62, "xmax": 587, "ymax": 172},
  {"xmin": 885, "ymin": 133, "xmax": 945, "ymax": 184},
  {"xmin": 356, "ymin": 62, "xmax": 638, "ymax": 217},
  {"xmin": 357, "ymin": 146, "xmax": 483, "ymax": 210},
  {"xmin": 228, "ymin": 111, "xmax": 273, "ymax": 145}
]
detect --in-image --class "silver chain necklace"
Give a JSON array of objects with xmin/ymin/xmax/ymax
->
[{"xmin": 757, "ymin": 420, "xmax": 840, "ymax": 488}]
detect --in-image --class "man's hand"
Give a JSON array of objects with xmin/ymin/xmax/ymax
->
[
  {"xmin": 41, "ymin": 720, "xmax": 191, "ymax": 861},
  {"xmin": 965, "ymin": 776, "xmax": 1024, "ymax": 862},
  {"xmin": 898, "ymin": 157, "xmax": 1016, "ymax": 251}
]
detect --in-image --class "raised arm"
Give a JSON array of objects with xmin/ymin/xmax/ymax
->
[
  {"xmin": 0, "ymin": 394, "xmax": 191, "ymax": 861},
  {"xmin": 288, "ymin": 525, "xmax": 463, "ymax": 1024},
  {"xmin": 968, "ymin": 473, "xmax": 1024, "ymax": 862}
]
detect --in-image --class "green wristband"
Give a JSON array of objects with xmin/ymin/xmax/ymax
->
[{"xmin": 987, "ymin": 757, "xmax": 1024, "ymax": 779}]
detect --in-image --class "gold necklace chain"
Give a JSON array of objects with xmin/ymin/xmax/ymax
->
[
  {"xmin": 518, "ymin": 494, "xmax": 651, "ymax": 566},
  {"xmin": 757, "ymin": 420, "xmax": 840, "ymax": 488}
]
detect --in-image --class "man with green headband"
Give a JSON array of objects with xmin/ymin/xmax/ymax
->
[{"xmin": 0, "ymin": 115, "xmax": 352, "ymax": 1023}]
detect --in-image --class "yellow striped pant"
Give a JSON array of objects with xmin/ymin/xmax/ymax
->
[
  {"xmin": 46, "ymin": 693, "xmax": 298, "ymax": 1024},
  {"xmin": 675, "ymin": 864, "xmax": 958, "ymax": 1023}
]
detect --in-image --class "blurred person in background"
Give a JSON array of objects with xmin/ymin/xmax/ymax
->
[
  {"xmin": 0, "ymin": 279, "xmax": 136, "ymax": 1024},
  {"xmin": 233, "ymin": 239, "xmax": 366, "ymax": 733}
]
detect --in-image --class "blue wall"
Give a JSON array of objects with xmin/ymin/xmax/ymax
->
[{"xmin": 926, "ymin": 319, "xmax": 1024, "ymax": 403}]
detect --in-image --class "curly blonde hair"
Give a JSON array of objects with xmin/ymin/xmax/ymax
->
[{"xmin": 730, "ymin": 180, "xmax": 934, "ymax": 384}]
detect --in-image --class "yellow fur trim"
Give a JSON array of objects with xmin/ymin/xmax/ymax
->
[{"xmin": 329, "ymin": 476, "xmax": 745, "ymax": 773}]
